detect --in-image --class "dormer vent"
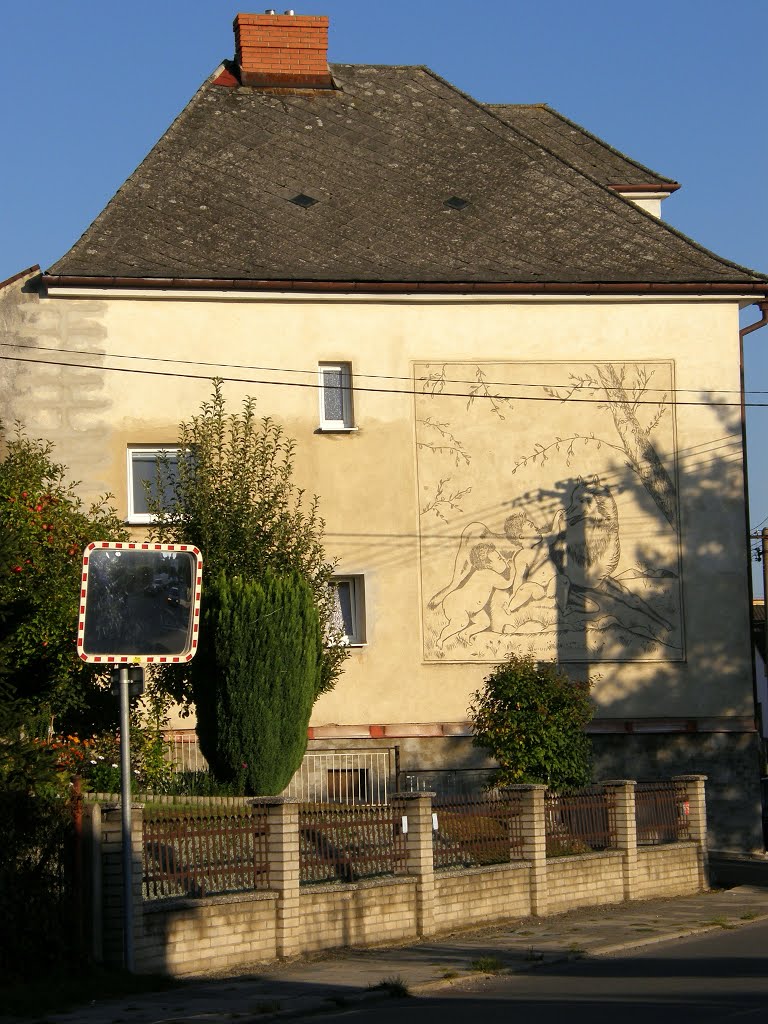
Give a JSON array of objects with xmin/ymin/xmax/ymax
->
[
  {"xmin": 444, "ymin": 196, "xmax": 470, "ymax": 210},
  {"xmin": 290, "ymin": 193, "xmax": 319, "ymax": 208}
]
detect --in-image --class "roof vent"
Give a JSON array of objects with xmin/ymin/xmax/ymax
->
[
  {"xmin": 290, "ymin": 193, "xmax": 319, "ymax": 208},
  {"xmin": 444, "ymin": 196, "xmax": 470, "ymax": 211}
]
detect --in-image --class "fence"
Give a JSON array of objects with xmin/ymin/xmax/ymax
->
[
  {"xmin": 432, "ymin": 789, "xmax": 524, "ymax": 868},
  {"xmin": 285, "ymin": 750, "xmax": 394, "ymax": 804},
  {"xmin": 142, "ymin": 804, "xmax": 270, "ymax": 900},
  {"xmin": 635, "ymin": 781, "xmax": 690, "ymax": 845},
  {"xmin": 299, "ymin": 802, "xmax": 408, "ymax": 883},
  {"xmin": 545, "ymin": 787, "xmax": 615, "ymax": 855},
  {"xmin": 84, "ymin": 774, "xmax": 707, "ymax": 976},
  {"xmin": 163, "ymin": 735, "xmax": 397, "ymax": 806}
]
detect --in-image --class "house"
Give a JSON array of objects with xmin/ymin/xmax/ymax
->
[{"xmin": 3, "ymin": 12, "xmax": 767, "ymax": 850}]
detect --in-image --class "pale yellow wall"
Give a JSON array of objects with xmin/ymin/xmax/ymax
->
[{"xmin": 1, "ymin": 284, "xmax": 753, "ymax": 725}]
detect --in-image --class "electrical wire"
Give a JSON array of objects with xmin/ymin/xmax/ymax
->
[
  {"xmin": 1, "ymin": 339, "xmax": 765, "ymax": 397},
  {"xmin": 2, "ymin": 347, "xmax": 768, "ymax": 407}
]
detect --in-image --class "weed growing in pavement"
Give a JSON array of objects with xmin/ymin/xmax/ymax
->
[
  {"xmin": 369, "ymin": 975, "xmax": 411, "ymax": 998},
  {"xmin": 740, "ymin": 912, "xmax": 758, "ymax": 921},
  {"xmin": 702, "ymin": 917, "xmax": 736, "ymax": 930},
  {"xmin": 470, "ymin": 957, "xmax": 504, "ymax": 973}
]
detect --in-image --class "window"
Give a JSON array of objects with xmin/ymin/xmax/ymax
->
[
  {"xmin": 332, "ymin": 575, "xmax": 366, "ymax": 646},
  {"xmin": 318, "ymin": 362, "xmax": 355, "ymax": 430},
  {"xmin": 126, "ymin": 446, "xmax": 180, "ymax": 524}
]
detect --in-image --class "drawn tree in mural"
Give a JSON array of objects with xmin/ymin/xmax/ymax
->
[{"xmin": 516, "ymin": 362, "xmax": 677, "ymax": 530}]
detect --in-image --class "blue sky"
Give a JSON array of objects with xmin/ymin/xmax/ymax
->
[{"xmin": 2, "ymin": 0, "xmax": 767, "ymax": 582}]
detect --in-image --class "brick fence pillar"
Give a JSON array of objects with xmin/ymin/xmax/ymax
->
[
  {"xmin": 673, "ymin": 774, "xmax": 709, "ymax": 888},
  {"xmin": 101, "ymin": 803, "xmax": 144, "ymax": 969},
  {"xmin": 252, "ymin": 797, "xmax": 301, "ymax": 958},
  {"xmin": 602, "ymin": 780, "xmax": 637, "ymax": 901},
  {"xmin": 391, "ymin": 792, "xmax": 436, "ymax": 938},
  {"xmin": 507, "ymin": 784, "xmax": 547, "ymax": 917}
]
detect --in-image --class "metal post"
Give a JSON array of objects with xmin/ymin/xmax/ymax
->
[{"xmin": 118, "ymin": 666, "xmax": 134, "ymax": 972}]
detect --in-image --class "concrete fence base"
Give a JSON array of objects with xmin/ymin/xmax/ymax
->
[{"xmin": 86, "ymin": 775, "xmax": 707, "ymax": 977}]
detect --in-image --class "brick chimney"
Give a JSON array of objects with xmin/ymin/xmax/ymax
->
[{"xmin": 233, "ymin": 11, "xmax": 334, "ymax": 89}]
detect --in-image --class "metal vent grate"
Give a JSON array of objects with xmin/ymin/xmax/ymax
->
[
  {"xmin": 290, "ymin": 193, "xmax": 319, "ymax": 208},
  {"xmin": 444, "ymin": 195, "xmax": 470, "ymax": 210}
]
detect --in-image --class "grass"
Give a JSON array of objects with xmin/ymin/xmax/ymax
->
[
  {"xmin": 740, "ymin": 912, "xmax": 759, "ymax": 921},
  {"xmin": 470, "ymin": 956, "xmax": 504, "ymax": 973},
  {"xmin": 0, "ymin": 964, "xmax": 179, "ymax": 1019},
  {"xmin": 702, "ymin": 917, "xmax": 736, "ymax": 930},
  {"xmin": 368, "ymin": 975, "xmax": 411, "ymax": 998}
]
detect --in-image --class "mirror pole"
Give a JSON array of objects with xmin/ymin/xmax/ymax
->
[{"xmin": 119, "ymin": 666, "xmax": 135, "ymax": 972}]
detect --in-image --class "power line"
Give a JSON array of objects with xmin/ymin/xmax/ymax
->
[
  {"xmin": 1, "ymin": 339, "xmax": 764, "ymax": 396},
  {"xmin": 2, "ymin": 347, "xmax": 768, "ymax": 408}
]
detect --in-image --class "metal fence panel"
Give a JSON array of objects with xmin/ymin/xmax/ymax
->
[
  {"xmin": 432, "ymin": 790, "xmax": 524, "ymax": 869},
  {"xmin": 635, "ymin": 782, "xmax": 690, "ymax": 845},
  {"xmin": 299, "ymin": 803, "xmax": 407, "ymax": 883},
  {"xmin": 545, "ymin": 788, "xmax": 615, "ymax": 855},
  {"xmin": 142, "ymin": 807, "xmax": 270, "ymax": 900}
]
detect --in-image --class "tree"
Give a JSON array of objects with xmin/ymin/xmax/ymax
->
[
  {"xmin": 468, "ymin": 654, "xmax": 594, "ymax": 791},
  {"xmin": 194, "ymin": 571, "xmax": 322, "ymax": 794},
  {"xmin": 147, "ymin": 380, "xmax": 347, "ymax": 712},
  {"xmin": 0, "ymin": 425, "xmax": 128, "ymax": 735}
]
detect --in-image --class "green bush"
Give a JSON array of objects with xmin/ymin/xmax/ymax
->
[
  {"xmin": 468, "ymin": 654, "xmax": 594, "ymax": 791},
  {"xmin": 194, "ymin": 570, "xmax": 323, "ymax": 794},
  {"xmin": 0, "ymin": 424, "xmax": 127, "ymax": 734}
]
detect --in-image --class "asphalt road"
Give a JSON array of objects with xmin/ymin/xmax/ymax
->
[{"xmin": 310, "ymin": 920, "xmax": 768, "ymax": 1023}]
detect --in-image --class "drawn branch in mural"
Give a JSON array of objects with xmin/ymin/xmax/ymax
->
[
  {"xmin": 416, "ymin": 418, "xmax": 471, "ymax": 467},
  {"xmin": 528, "ymin": 363, "xmax": 677, "ymax": 530},
  {"xmin": 543, "ymin": 371, "xmax": 601, "ymax": 404},
  {"xmin": 511, "ymin": 433, "xmax": 625, "ymax": 475},
  {"xmin": 419, "ymin": 365, "xmax": 447, "ymax": 397},
  {"xmin": 420, "ymin": 476, "xmax": 472, "ymax": 524},
  {"xmin": 467, "ymin": 367, "xmax": 513, "ymax": 419}
]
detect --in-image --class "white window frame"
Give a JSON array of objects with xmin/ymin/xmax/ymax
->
[
  {"xmin": 126, "ymin": 446, "xmax": 181, "ymax": 524},
  {"xmin": 318, "ymin": 362, "xmax": 356, "ymax": 431},
  {"xmin": 333, "ymin": 574, "xmax": 367, "ymax": 646}
]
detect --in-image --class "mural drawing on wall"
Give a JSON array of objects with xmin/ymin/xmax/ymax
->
[{"xmin": 415, "ymin": 361, "xmax": 683, "ymax": 663}]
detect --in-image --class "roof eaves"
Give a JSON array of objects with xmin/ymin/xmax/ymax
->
[{"xmin": 40, "ymin": 274, "xmax": 768, "ymax": 296}]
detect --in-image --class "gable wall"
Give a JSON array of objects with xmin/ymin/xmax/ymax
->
[{"xmin": 2, "ymin": 287, "xmax": 752, "ymax": 733}]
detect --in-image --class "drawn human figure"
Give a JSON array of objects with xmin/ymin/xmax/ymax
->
[
  {"xmin": 428, "ymin": 522, "xmax": 492, "ymax": 611},
  {"xmin": 436, "ymin": 542, "xmax": 516, "ymax": 649},
  {"xmin": 503, "ymin": 510, "xmax": 570, "ymax": 616}
]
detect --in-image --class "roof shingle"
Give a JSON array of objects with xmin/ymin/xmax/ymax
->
[{"xmin": 48, "ymin": 64, "xmax": 766, "ymax": 288}]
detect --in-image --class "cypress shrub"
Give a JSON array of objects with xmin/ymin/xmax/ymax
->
[{"xmin": 193, "ymin": 570, "xmax": 322, "ymax": 795}]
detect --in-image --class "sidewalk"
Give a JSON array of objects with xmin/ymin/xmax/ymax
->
[{"xmin": 44, "ymin": 885, "xmax": 768, "ymax": 1024}]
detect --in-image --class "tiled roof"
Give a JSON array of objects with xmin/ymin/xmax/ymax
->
[
  {"xmin": 49, "ymin": 64, "xmax": 766, "ymax": 287},
  {"xmin": 487, "ymin": 103, "xmax": 678, "ymax": 190}
]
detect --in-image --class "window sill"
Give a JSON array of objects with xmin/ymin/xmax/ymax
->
[{"xmin": 315, "ymin": 426, "xmax": 358, "ymax": 434}]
